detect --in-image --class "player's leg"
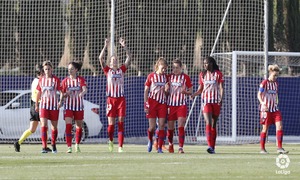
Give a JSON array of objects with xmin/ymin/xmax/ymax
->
[
  {"xmin": 117, "ymin": 117, "xmax": 125, "ymax": 152},
  {"xmin": 275, "ymin": 116, "xmax": 289, "ymax": 154},
  {"xmin": 202, "ymin": 103, "xmax": 215, "ymax": 153},
  {"xmin": 15, "ymin": 104, "xmax": 41, "ymax": 152},
  {"xmin": 40, "ymin": 117, "xmax": 49, "ymax": 153},
  {"xmin": 210, "ymin": 103, "xmax": 221, "ymax": 151},
  {"xmin": 167, "ymin": 120, "xmax": 175, "ymax": 153},
  {"xmin": 178, "ymin": 117, "xmax": 186, "ymax": 153},
  {"xmin": 14, "ymin": 121, "xmax": 39, "ymax": 152},
  {"xmin": 107, "ymin": 117, "xmax": 116, "ymax": 152},
  {"xmin": 50, "ymin": 120, "xmax": 58, "ymax": 153},
  {"xmin": 49, "ymin": 110, "xmax": 59, "ymax": 153},
  {"xmin": 211, "ymin": 115, "xmax": 218, "ymax": 151},
  {"xmin": 117, "ymin": 97, "xmax": 126, "ymax": 152},
  {"xmin": 147, "ymin": 118, "xmax": 156, "ymax": 152},
  {"xmin": 153, "ymin": 120, "xmax": 159, "ymax": 150},
  {"xmin": 260, "ymin": 124, "xmax": 269, "ymax": 154},
  {"xmin": 157, "ymin": 118, "xmax": 166, "ymax": 153},
  {"xmin": 106, "ymin": 97, "xmax": 117, "ymax": 152},
  {"xmin": 65, "ymin": 110, "xmax": 73, "ymax": 153},
  {"xmin": 75, "ymin": 119, "xmax": 83, "ymax": 153},
  {"xmin": 204, "ymin": 112, "xmax": 214, "ymax": 154}
]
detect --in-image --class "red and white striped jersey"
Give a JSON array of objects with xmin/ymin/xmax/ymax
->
[
  {"xmin": 167, "ymin": 73, "xmax": 193, "ymax": 106},
  {"xmin": 199, "ymin": 70, "xmax": 224, "ymax": 104},
  {"xmin": 259, "ymin": 79, "xmax": 279, "ymax": 112},
  {"xmin": 61, "ymin": 76, "xmax": 86, "ymax": 111},
  {"xmin": 103, "ymin": 65, "xmax": 127, "ymax": 98},
  {"xmin": 36, "ymin": 75, "xmax": 61, "ymax": 110},
  {"xmin": 145, "ymin": 72, "xmax": 168, "ymax": 104}
]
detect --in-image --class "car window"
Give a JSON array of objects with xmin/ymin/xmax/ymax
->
[
  {"xmin": 0, "ymin": 92, "xmax": 20, "ymax": 106},
  {"xmin": 13, "ymin": 93, "xmax": 31, "ymax": 109}
]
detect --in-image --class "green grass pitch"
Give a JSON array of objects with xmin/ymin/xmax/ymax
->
[{"xmin": 0, "ymin": 143, "xmax": 299, "ymax": 179}]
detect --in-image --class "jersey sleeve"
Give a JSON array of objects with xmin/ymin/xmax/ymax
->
[
  {"xmin": 120, "ymin": 65, "xmax": 127, "ymax": 73},
  {"xmin": 103, "ymin": 65, "xmax": 110, "ymax": 75},
  {"xmin": 36, "ymin": 79, "xmax": 41, "ymax": 91},
  {"xmin": 217, "ymin": 71, "xmax": 224, "ymax": 83},
  {"xmin": 61, "ymin": 78, "xmax": 66, "ymax": 93},
  {"xmin": 185, "ymin": 74, "xmax": 193, "ymax": 88},
  {"xmin": 56, "ymin": 76, "xmax": 62, "ymax": 91},
  {"xmin": 259, "ymin": 80, "xmax": 267, "ymax": 92},
  {"xmin": 145, "ymin": 73, "xmax": 152, "ymax": 87},
  {"xmin": 80, "ymin": 76, "xmax": 87, "ymax": 87},
  {"xmin": 198, "ymin": 72, "xmax": 204, "ymax": 85}
]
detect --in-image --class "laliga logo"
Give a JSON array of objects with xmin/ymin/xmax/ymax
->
[{"xmin": 276, "ymin": 154, "xmax": 290, "ymax": 169}]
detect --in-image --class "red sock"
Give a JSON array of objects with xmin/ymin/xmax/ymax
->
[
  {"xmin": 167, "ymin": 129, "xmax": 174, "ymax": 145},
  {"xmin": 158, "ymin": 130, "xmax": 165, "ymax": 149},
  {"xmin": 41, "ymin": 126, "xmax": 48, "ymax": 148},
  {"xmin": 75, "ymin": 127, "xmax": 82, "ymax": 144},
  {"xmin": 206, "ymin": 125, "xmax": 212, "ymax": 147},
  {"xmin": 211, "ymin": 127, "xmax": 217, "ymax": 149},
  {"xmin": 178, "ymin": 127, "xmax": 185, "ymax": 148},
  {"xmin": 260, "ymin": 132, "xmax": 267, "ymax": 150},
  {"xmin": 66, "ymin": 124, "xmax": 72, "ymax": 147},
  {"xmin": 155, "ymin": 128, "xmax": 159, "ymax": 142},
  {"xmin": 147, "ymin": 129, "xmax": 153, "ymax": 142},
  {"xmin": 276, "ymin": 130, "xmax": 283, "ymax": 148},
  {"xmin": 107, "ymin": 125, "xmax": 114, "ymax": 141},
  {"xmin": 118, "ymin": 122, "xmax": 124, "ymax": 147},
  {"xmin": 52, "ymin": 129, "xmax": 58, "ymax": 145}
]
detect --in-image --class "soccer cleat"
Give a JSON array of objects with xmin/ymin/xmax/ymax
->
[
  {"xmin": 168, "ymin": 144, "xmax": 174, "ymax": 153},
  {"xmin": 277, "ymin": 148, "xmax": 289, "ymax": 154},
  {"xmin": 207, "ymin": 147, "xmax": 215, "ymax": 154},
  {"xmin": 260, "ymin": 149, "xmax": 269, "ymax": 154},
  {"xmin": 45, "ymin": 147, "xmax": 52, "ymax": 152},
  {"xmin": 41, "ymin": 148, "xmax": 48, "ymax": 153},
  {"xmin": 14, "ymin": 141, "xmax": 20, "ymax": 152},
  {"xmin": 75, "ymin": 144, "xmax": 81, "ymax": 153},
  {"xmin": 178, "ymin": 148, "xmax": 185, "ymax": 154},
  {"xmin": 118, "ymin": 147, "xmax": 124, "ymax": 153},
  {"xmin": 157, "ymin": 148, "xmax": 163, "ymax": 153},
  {"xmin": 153, "ymin": 140, "xmax": 158, "ymax": 150},
  {"xmin": 108, "ymin": 140, "xmax": 114, "ymax": 152},
  {"xmin": 52, "ymin": 144, "xmax": 57, "ymax": 154},
  {"xmin": 67, "ymin": 147, "xmax": 72, "ymax": 153},
  {"xmin": 147, "ymin": 141, "xmax": 153, "ymax": 152}
]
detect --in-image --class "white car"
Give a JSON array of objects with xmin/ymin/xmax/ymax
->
[{"xmin": 0, "ymin": 90, "xmax": 103, "ymax": 142}]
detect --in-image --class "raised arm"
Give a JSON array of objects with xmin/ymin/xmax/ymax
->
[
  {"xmin": 99, "ymin": 39, "xmax": 109, "ymax": 70},
  {"xmin": 119, "ymin": 38, "xmax": 132, "ymax": 68}
]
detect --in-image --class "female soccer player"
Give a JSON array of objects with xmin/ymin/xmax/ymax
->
[
  {"xmin": 99, "ymin": 38, "xmax": 131, "ymax": 153},
  {"xmin": 35, "ymin": 61, "xmax": 62, "ymax": 153},
  {"xmin": 257, "ymin": 64, "xmax": 288, "ymax": 154},
  {"xmin": 167, "ymin": 59, "xmax": 193, "ymax": 153},
  {"xmin": 191, "ymin": 56, "xmax": 224, "ymax": 154},
  {"xmin": 61, "ymin": 61, "xmax": 87, "ymax": 153},
  {"xmin": 144, "ymin": 57, "xmax": 168, "ymax": 153},
  {"xmin": 14, "ymin": 65, "xmax": 51, "ymax": 152}
]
